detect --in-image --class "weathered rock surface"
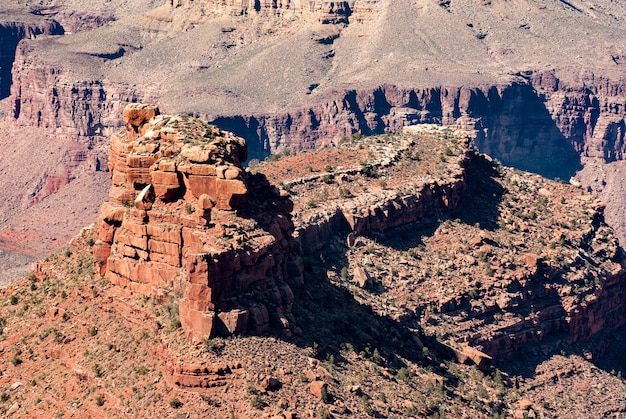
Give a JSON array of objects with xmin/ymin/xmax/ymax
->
[
  {"xmin": 216, "ymin": 79, "xmax": 625, "ymax": 181},
  {"xmin": 4, "ymin": 118, "xmax": 626, "ymax": 417},
  {"xmin": 95, "ymin": 104, "xmax": 300, "ymax": 339},
  {"xmin": 255, "ymin": 127, "xmax": 626, "ymax": 366},
  {"xmin": 168, "ymin": 0, "xmax": 378, "ymax": 23},
  {"xmin": 0, "ymin": 12, "xmax": 63, "ymax": 98},
  {"xmin": 2, "ymin": 0, "xmax": 626, "ymax": 268}
]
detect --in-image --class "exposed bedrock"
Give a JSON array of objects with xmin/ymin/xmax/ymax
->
[
  {"xmin": 95, "ymin": 104, "xmax": 301, "ymax": 339},
  {"xmin": 7, "ymin": 35, "xmax": 624, "ymax": 182},
  {"xmin": 0, "ymin": 16, "xmax": 63, "ymax": 99},
  {"xmin": 9, "ymin": 41, "xmax": 151, "ymax": 141},
  {"xmin": 168, "ymin": 0, "xmax": 378, "ymax": 22},
  {"xmin": 214, "ymin": 77, "xmax": 626, "ymax": 181}
]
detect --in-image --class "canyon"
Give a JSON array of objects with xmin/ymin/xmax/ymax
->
[
  {"xmin": 0, "ymin": 106, "xmax": 625, "ymax": 417},
  {"xmin": 0, "ymin": 2, "xmax": 624, "ymax": 414},
  {"xmin": 0, "ymin": 0, "xmax": 625, "ymax": 281}
]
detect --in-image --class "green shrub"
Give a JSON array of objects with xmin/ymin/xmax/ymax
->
[
  {"xmin": 250, "ymin": 395, "xmax": 264, "ymax": 409},
  {"xmin": 92, "ymin": 363, "xmax": 103, "ymax": 377},
  {"xmin": 397, "ymin": 367, "xmax": 410, "ymax": 382},
  {"xmin": 338, "ymin": 187, "xmax": 353, "ymax": 199}
]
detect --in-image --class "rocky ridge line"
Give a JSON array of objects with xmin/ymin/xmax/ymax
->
[
  {"xmin": 255, "ymin": 126, "xmax": 626, "ymax": 366},
  {"xmin": 94, "ymin": 106, "xmax": 626, "ymax": 365}
]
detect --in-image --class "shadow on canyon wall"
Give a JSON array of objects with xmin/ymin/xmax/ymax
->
[
  {"xmin": 211, "ymin": 83, "xmax": 582, "ymax": 181},
  {"xmin": 470, "ymin": 84, "xmax": 583, "ymax": 181},
  {"xmin": 0, "ymin": 21, "xmax": 64, "ymax": 99}
]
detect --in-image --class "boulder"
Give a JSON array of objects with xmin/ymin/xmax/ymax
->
[
  {"xmin": 309, "ymin": 380, "xmax": 328, "ymax": 400},
  {"xmin": 134, "ymin": 184, "xmax": 155, "ymax": 211},
  {"xmin": 123, "ymin": 104, "xmax": 159, "ymax": 139},
  {"xmin": 353, "ymin": 266, "xmax": 372, "ymax": 288}
]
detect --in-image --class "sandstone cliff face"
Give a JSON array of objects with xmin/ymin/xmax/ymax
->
[
  {"xmin": 0, "ymin": 15, "xmax": 63, "ymax": 98},
  {"xmin": 256, "ymin": 131, "xmax": 626, "ymax": 365},
  {"xmin": 168, "ymin": 0, "xmax": 377, "ymax": 22},
  {"xmin": 5, "ymin": 41, "xmax": 157, "ymax": 208},
  {"xmin": 526, "ymin": 71, "xmax": 626, "ymax": 161},
  {"xmin": 465, "ymin": 212, "xmax": 626, "ymax": 360},
  {"xmin": 288, "ymin": 125, "xmax": 470, "ymax": 254},
  {"xmin": 3, "ymin": 0, "xmax": 626, "ymax": 270},
  {"xmin": 9, "ymin": 42, "xmax": 150, "ymax": 140},
  {"xmin": 95, "ymin": 104, "xmax": 300, "ymax": 339},
  {"xmin": 214, "ymin": 78, "xmax": 626, "ymax": 181}
]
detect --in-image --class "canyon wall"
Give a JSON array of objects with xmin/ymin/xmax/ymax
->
[
  {"xmin": 87, "ymin": 105, "xmax": 626, "ymax": 367},
  {"xmin": 168, "ymin": 0, "xmax": 378, "ymax": 22},
  {"xmin": 8, "ymin": 48, "xmax": 623, "ymax": 181},
  {"xmin": 213, "ymin": 78, "xmax": 626, "ymax": 181},
  {"xmin": 0, "ymin": 16, "xmax": 63, "ymax": 99},
  {"xmin": 9, "ymin": 42, "xmax": 151, "ymax": 141}
]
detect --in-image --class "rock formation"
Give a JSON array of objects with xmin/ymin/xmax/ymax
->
[
  {"xmin": 254, "ymin": 126, "xmax": 626, "ymax": 364},
  {"xmin": 168, "ymin": 0, "xmax": 378, "ymax": 22},
  {"xmin": 215, "ymin": 79, "xmax": 625, "ymax": 181},
  {"xmin": 2, "ymin": 0, "xmax": 626, "ymax": 270},
  {"xmin": 4, "ymin": 107, "xmax": 626, "ymax": 416},
  {"xmin": 287, "ymin": 125, "xmax": 470, "ymax": 254},
  {"xmin": 0, "ymin": 13, "xmax": 63, "ymax": 98},
  {"xmin": 95, "ymin": 104, "xmax": 301, "ymax": 339}
]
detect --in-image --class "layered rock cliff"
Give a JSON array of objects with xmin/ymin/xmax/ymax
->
[
  {"xmin": 254, "ymin": 126, "xmax": 626, "ymax": 364},
  {"xmin": 2, "ymin": 0, "xmax": 626, "ymax": 275},
  {"xmin": 94, "ymin": 104, "xmax": 301, "ymax": 339},
  {"xmin": 214, "ymin": 78, "xmax": 625, "ymax": 181},
  {"xmin": 2, "ymin": 108, "xmax": 626, "ymax": 416},
  {"xmin": 0, "ymin": 13, "xmax": 63, "ymax": 98},
  {"xmin": 168, "ymin": 0, "xmax": 378, "ymax": 22}
]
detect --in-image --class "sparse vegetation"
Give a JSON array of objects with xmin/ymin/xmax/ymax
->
[{"xmin": 0, "ymin": 120, "xmax": 620, "ymax": 418}]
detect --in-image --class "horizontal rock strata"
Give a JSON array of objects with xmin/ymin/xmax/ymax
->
[
  {"xmin": 95, "ymin": 104, "xmax": 300, "ymax": 339},
  {"xmin": 168, "ymin": 0, "xmax": 378, "ymax": 22}
]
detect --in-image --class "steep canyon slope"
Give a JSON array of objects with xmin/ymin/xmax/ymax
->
[
  {"xmin": 0, "ymin": 0, "xmax": 625, "ymax": 278},
  {"xmin": 0, "ymin": 109, "xmax": 626, "ymax": 417}
]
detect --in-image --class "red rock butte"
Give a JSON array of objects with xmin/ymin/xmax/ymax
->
[{"xmin": 94, "ymin": 103, "xmax": 301, "ymax": 339}]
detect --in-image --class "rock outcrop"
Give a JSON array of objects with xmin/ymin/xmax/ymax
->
[
  {"xmin": 9, "ymin": 42, "xmax": 150, "ymax": 140},
  {"xmin": 168, "ymin": 0, "xmax": 378, "ymax": 22},
  {"xmin": 288, "ymin": 125, "xmax": 470, "ymax": 254},
  {"xmin": 255, "ymin": 128, "xmax": 626, "ymax": 365},
  {"xmin": 0, "ymin": 13, "xmax": 63, "ymax": 98},
  {"xmin": 95, "ymin": 104, "xmax": 300, "ymax": 339}
]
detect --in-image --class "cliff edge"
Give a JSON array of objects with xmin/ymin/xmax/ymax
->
[{"xmin": 94, "ymin": 104, "xmax": 301, "ymax": 339}]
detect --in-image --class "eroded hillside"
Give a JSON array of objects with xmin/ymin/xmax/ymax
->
[{"xmin": 1, "ymin": 112, "xmax": 626, "ymax": 418}]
